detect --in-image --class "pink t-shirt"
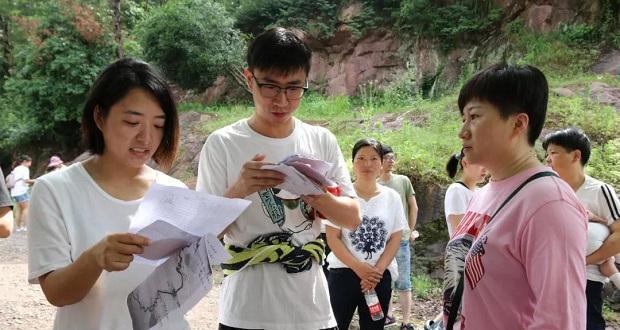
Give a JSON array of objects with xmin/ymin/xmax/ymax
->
[{"xmin": 444, "ymin": 166, "xmax": 587, "ymax": 330}]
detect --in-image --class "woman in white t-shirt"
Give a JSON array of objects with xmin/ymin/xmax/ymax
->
[
  {"xmin": 425, "ymin": 152, "xmax": 487, "ymax": 330},
  {"xmin": 9, "ymin": 154, "xmax": 34, "ymax": 232},
  {"xmin": 443, "ymin": 152, "xmax": 487, "ymax": 237},
  {"xmin": 326, "ymin": 138, "xmax": 404, "ymax": 330},
  {"xmin": 27, "ymin": 58, "xmax": 189, "ymax": 330}
]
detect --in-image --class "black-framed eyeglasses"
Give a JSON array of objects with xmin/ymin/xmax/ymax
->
[{"xmin": 251, "ymin": 73, "xmax": 309, "ymax": 100}]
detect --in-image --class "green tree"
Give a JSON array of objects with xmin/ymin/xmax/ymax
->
[
  {"xmin": 0, "ymin": 1, "xmax": 114, "ymax": 150},
  {"xmin": 137, "ymin": 0, "xmax": 244, "ymax": 91}
]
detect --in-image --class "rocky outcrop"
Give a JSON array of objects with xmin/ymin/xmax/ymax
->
[
  {"xmin": 168, "ymin": 111, "xmax": 213, "ymax": 188},
  {"xmin": 309, "ymin": 29, "xmax": 402, "ymax": 96},
  {"xmin": 552, "ymin": 82, "xmax": 620, "ymax": 113},
  {"xmin": 592, "ymin": 50, "xmax": 620, "ymax": 76},
  {"xmin": 194, "ymin": 1, "xmax": 612, "ymax": 103}
]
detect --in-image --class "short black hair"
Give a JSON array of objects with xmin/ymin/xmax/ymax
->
[
  {"xmin": 542, "ymin": 127, "xmax": 591, "ymax": 166},
  {"xmin": 247, "ymin": 27, "xmax": 312, "ymax": 75},
  {"xmin": 18, "ymin": 155, "xmax": 32, "ymax": 163},
  {"xmin": 81, "ymin": 58, "xmax": 179, "ymax": 170},
  {"xmin": 381, "ymin": 145, "xmax": 394, "ymax": 157},
  {"xmin": 458, "ymin": 63, "xmax": 548, "ymax": 146},
  {"xmin": 352, "ymin": 138, "xmax": 384, "ymax": 161}
]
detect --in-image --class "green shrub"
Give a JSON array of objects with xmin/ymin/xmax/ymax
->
[
  {"xmin": 397, "ymin": 0, "xmax": 503, "ymax": 51},
  {"xmin": 507, "ymin": 21, "xmax": 601, "ymax": 78},
  {"xmin": 412, "ymin": 273, "xmax": 442, "ymax": 300},
  {"xmin": 588, "ymin": 139, "xmax": 620, "ymax": 190},
  {"xmin": 234, "ymin": 0, "xmax": 342, "ymax": 39},
  {"xmin": 138, "ymin": 0, "xmax": 245, "ymax": 91},
  {"xmin": 547, "ymin": 95, "xmax": 620, "ymax": 145}
]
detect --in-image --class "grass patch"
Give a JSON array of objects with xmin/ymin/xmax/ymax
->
[
  {"xmin": 176, "ymin": 72, "xmax": 620, "ymax": 187},
  {"xmin": 603, "ymin": 301, "xmax": 620, "ymax": 324},
  {"xmin": 412, "ymin": 273, "xmax": 442, "ymax": 300}
]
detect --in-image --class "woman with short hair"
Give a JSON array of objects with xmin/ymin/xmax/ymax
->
[
  {"xmin": 27, "ymin": 58, "xmax": 189, "ymax": 329},
  {"xmin": 442, "ymin": 64, "xmax": 587, "ymax": 330}
]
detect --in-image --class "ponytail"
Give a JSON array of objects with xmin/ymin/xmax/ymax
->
[{"xmin": 445, "ymin": 152, "xmax": 463, "ymax": 178}]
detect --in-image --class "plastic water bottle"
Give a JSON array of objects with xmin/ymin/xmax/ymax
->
[{"xmin": 364, "ymin": 289, "xmax": 384, "ymax": 321}]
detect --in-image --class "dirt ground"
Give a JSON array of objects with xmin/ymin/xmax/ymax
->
[{"xmin": 0, "ymin": 230, "xmax": 443, "ymax": 329}]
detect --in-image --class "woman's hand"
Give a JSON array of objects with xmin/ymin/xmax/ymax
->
[
  {"xmin": 600, "ymin": 257, "xmax": 619, "ymax": 277},
  {"xmin": 89, "ymin": 233, "xmax": 151, "ymax": 272},
  {"xmin": 360, "ymin": 278, "xmax": 377, "ymax": 293},
  {"xmin": 353, "ymin": 261, "xmax": 383, "ymax": 286}
]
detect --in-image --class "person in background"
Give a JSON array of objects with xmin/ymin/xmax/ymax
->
[
  {"xmin": 326, "ymin": 138, "xmax": 404, "ymax": 330},
  {"xmin": 378, "ymin": 144, "xmax": 418, "ymax": 330},
  {"xmin": 543, "ymin": 127, "xmax": 620, "ymax": 330},
  {"xmin": 0, "ymin": 167, "xmax": 14, "ymax": 238},
  {"xmin": 196, "ymin": 27, "xmax": 360, "ymax": 330},
  {"xmin": 443, "ymin": 152, "xmax": 487, "ymax": 237},
  {"xmin": 424, "ymin": 152, "xmax": 486, "ymax": 330},
  {"xmin": 46, "ymin": 155, "xmax": 66, "ymax": 173},
  {"xmin": 10, "ymin": 155, "xmax": 34, "ymax": 232},
  {"xmin": 442, "ymin": 63, "xmax": 587, "ymax": 330},
  {"xmin": 27, "ymin": 58, "xmax": 190, "ymax": 329}
]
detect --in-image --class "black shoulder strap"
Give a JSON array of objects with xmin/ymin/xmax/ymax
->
[
  {"xmin": 487, "ymin": 171, "xmax": 557, "ymax": 223},
  {"xmin": 445, "ymin": 170, "xmax": 557, "ymax": 330},
  {"xmin": 456, "ymin": 181, "xmax": 468, "ymax": 189}
]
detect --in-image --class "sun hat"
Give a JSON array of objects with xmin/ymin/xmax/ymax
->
[{"xmin": 48, "ymin": 156, "xmax": 63, "ymax": 168}]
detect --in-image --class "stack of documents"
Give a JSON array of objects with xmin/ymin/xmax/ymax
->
[{"xmin": 261, "ymin": 154, "xmax": 335, "ymax": 196}]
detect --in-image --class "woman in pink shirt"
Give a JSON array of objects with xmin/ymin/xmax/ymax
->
[{"xmin": 442, "ymin": 64, "xmax": 587, "ymax": 330}]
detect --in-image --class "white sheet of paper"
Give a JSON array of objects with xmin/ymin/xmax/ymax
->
[
  {"xmin": 129, "ymin": 183, "xmax": 250, "ymax": 263},
  {"xmin": 281, "ymin": 154, "xmax": 333, "ymax": 175},
  {"xmin": 127, "ymin": 234, "xmax": 225, "ymax": 330},
  {"xmin": 261, "ymin": 164, "xmax": 325, "ymax": 196}
]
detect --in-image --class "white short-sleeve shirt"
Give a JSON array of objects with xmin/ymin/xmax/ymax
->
[
  {"xmin": 196, "ymin": 118, "xmax": 356, "ymax": 330},
  {"xmin": 577, "ymin": 175, "xmax": 620, "ymax": 282},
  {"xmin": 326, "ymin": 185, "xmax": 405, "ymax": 280},
  {"xmin": 28, "ymin": 162, "xmax": 190, "ymax": 330},
  {"xmin": 444, "ymin": 182, "xmax": 474, "ymax": 237},
  {"xmin": 10, "ymin": 164, "xmax": 30, "ymax": 196}
]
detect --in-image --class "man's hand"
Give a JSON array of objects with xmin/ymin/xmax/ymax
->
[
  {"xmin": 88, "ymin": 233, "xmax": 151, "ymax": 272},
  {"xmin": 225, "ymin": 154, "xmax": 285, "ymax": 199}
]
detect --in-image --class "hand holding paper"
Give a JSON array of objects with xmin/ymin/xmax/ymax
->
[
  {"xmin": 128, "ymin": 183, "xmax": 250, "ymax": 262},
  {"xmin": 261, "ymin": 154, "xmax": 335, "ymax": 197}
]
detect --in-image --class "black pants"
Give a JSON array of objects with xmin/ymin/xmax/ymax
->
[
  {"xmin": 328, "ymin": 267, "xmax": 392, "ymax": 330},
  {"xmin": 586, "ymin": 280, "xmax": 605, "ymax": 330},
  {"xmin": 218, "ymin": 325, "xmax": 337, "ymax": 330}
]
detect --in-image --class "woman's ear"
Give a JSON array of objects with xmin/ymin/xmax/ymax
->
[
  {"xmin": 572, "ymin": 149, "xmax": 582, "ymax": 164},
  {"xmin": 512, "ymin": 113, "xmax": 530, "ymax": 137}
]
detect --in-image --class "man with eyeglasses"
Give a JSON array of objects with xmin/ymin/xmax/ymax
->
[{"xmin": 196, "ymin": 27, "xmax": 361, "ymax": 330}]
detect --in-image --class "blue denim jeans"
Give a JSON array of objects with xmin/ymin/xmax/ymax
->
[
  {"xmin": 393, "ymin": 240, "xmax": 412, "ymax": 292},
  {"xmin": 13, "ymin": 192, "xmax": 29, "ymax": 203}
]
